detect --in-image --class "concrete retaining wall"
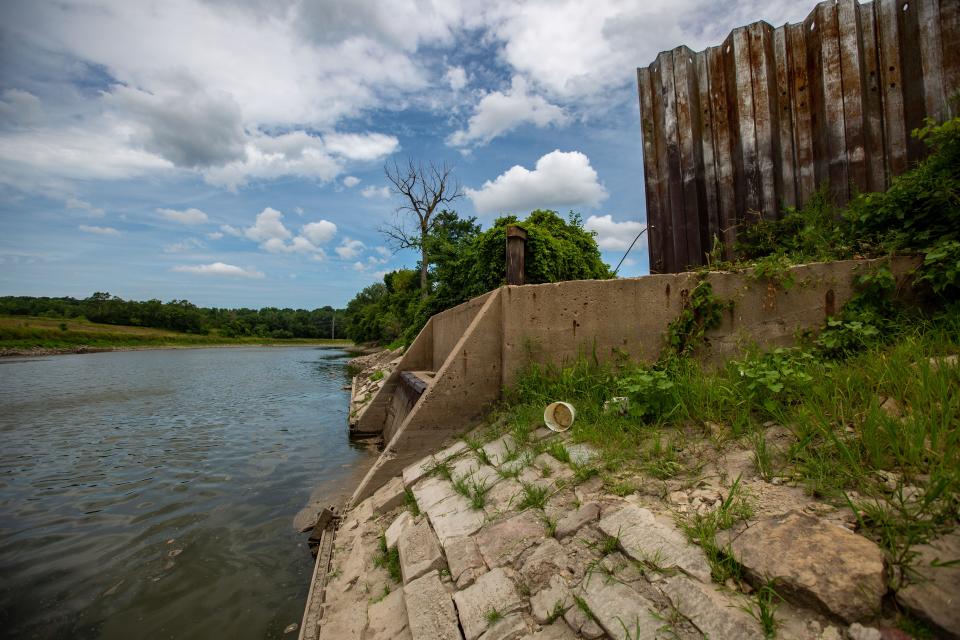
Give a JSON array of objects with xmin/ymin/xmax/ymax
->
[{"xmin": 349, "ymin": 257, "xmax": 917, "ymax": 503}]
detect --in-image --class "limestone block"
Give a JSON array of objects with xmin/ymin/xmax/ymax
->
[
  {"xmin": 398, "ymin": 519, "xmax": 445, "ymax": 584},
  {"xmin": 577, "ymin": 574, "xmax": 658, "ymax": 640},
  {"xmin": 403, "ymin": 441, "xmax": 469, "ymax": 489},
  {"xmin": 477, "ymin": 613, "xmax": 529, "ymax": 640},
  {"xmin": 529, "ymin": 575, "xmax": 572, "ymax": 624},
  {"xmin": 554, "ymin": 502, "xmax": 600, "ymax": 539},
  {"xmin": 363, "ymin": 588, "xmax": 411, "ymax": 640},
  {"xmin": 403, "ymin": 571, "xmax": 463, "ymax": 640},
  {"xmin": 475, "ymin": 510, "xmax": 545, "ymax": 568},
  {"xmin": 895, "ymin": 530, "xmax": 960, "ymax": 637},
  {"xmin": 411, "ymin": 475, "xmax": 458, "ymax": 514},
  {"xmin": 481, "ymin": 434, "xmax": 518, "ymax": 467},
  {"xmin": 427, "ymin": 494, "xmax": 487, "ymax": 545},
  {"xmin": 443, "ymin": 535, "xmax": 487, "ymax": 589},
  {"xmin": 727, "ymin": 511, "xmax": 885, "ymax": 622},
  {"xmin": 519, "ymin": 538, "xmax": 574, "ymax": 593},
  {"xmin": 385, "ymin": 511, "xmax": 413, "ymax": 550},
  {"xmin": 452, "ymin": 567, "xmax": 525, "ymax": 640},
  {"xmin": 562, "ymin": 601, "xmax": 604, "ymax": 639},
  {"xmin": 565, "ymin": 443, "xmax": 598, "ymax": 466},
  {"xmin": 599, "ymin": 504, "xmax": 711, "ymax": 583},
  {"xmin": 484, "ymin": 478, "xmax": 522, "ymax": 515},
  {"xmin": 532, "ymin": 453, "xmax": 573, "ymax": 481},
  {"xmin": 659, "ymin": 575, "xmax": 764, "ymax": 640},
  {"xmin": 372, "ymin": 476, "xmax": 406, "ymax": 516}
]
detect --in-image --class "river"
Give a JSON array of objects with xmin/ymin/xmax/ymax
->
[{"xmin": 0, "ymin": 346, "xmax": 375, "ymax": 639}]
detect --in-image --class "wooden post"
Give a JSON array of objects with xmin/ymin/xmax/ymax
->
[{"xmin": 505, "ymin": 225, "xmax": 527, "ymax": 285}]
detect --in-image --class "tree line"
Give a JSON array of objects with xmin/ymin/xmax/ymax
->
[
  {"xmin": 0, "ymin": 293, "xmax": 347, "ymax": 339},
  {"xmin": 343, "ymin": 208, "xmax": 612, "ymax": 345}
]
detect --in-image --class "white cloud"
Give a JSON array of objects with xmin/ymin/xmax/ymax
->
[
  {"xmin": 65, "ymin": 197, "xmax": 104, "ymax": 217},
  {"xmin": 220, "ymin": 224, "xmax": 243, "ymax": 237},
  {"xmin": 361, "ymin": 185, "xmax": 391, "ymax": 199},
  {"xmin": 79, "ymin": 224, "xmax": 120, "ymax": 236},
  {"xmin": 375, "ymin": 246, "xmax": 391, "ymax": 258},
  {"xmin": 584, "ymin": 215, "xmax": 645, "ymax": 251},
  {"xmin": 343, "ymin": 175, "xmax": 361, "ymax": 188},
  {"xmin": 172, "ymin": 262, "xmax": 264, "ymax": 278},
  {"xmin": 157, "ymin": 207, "xmax": 209, "ymax": 225},
  {"xmin": 336, "ymin": 238, "xmax": 365, "ymax": 260},
  {"xmin": 352, "ymin": 261, "xmax": 367, "ymax": 272},
  {"xmin": 301, "ymin": 220, "xmax": 338, "ymax": 245},
  {"xmin": 206, "ymin": 231, "xmax": 224, "ymax": 240},
  {"xmin": 244, "ymin": 207, "xmax": 292, "ymax": 243},
  {"xmin": 164, "ymin": 237, "xmax": 205, "ymax": 253},
  {"xmin": 448, "ymin": 76, "xmax": 568, "ymax": 147},
  {"xmin": 467, "ymin": 150, "xmax": 607, "ymax": 214},
  {"xmin": 323, "ymin": 132, "xmax": 399, "ymax": 162},
  {"xmin": 445, "ymin": 66, "xmax": 467, "ymax": 91},
  {"xmin": 294, "ymin": 206, "xmax": 305, "ymax": 215}
]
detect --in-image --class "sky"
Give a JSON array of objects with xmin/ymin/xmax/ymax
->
[{"xmin": 0, "ymin": 0, "xmax": 814, "ymax": 310}]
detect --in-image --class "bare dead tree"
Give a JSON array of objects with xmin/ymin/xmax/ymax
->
[{"xmin": 380, "ymin": 159, "xmax": 463, "ymax": 298}]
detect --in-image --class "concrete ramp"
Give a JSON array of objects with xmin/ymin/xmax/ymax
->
[{"xmin": 348, "ymin": 257, "xmax": 917, "ymax": 504}]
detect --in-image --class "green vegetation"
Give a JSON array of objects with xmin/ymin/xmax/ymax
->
[
  {"xmin": 374, "ymin": 534, "xmax": 401, "ymax": 583},
  {"xmin": 0, "ymin": 292, "xmax": 347, "ymax": 349},
  {"xmin": 0, "ymin": 314, "xmax": 349, "ymax": 353},
  {"xmin": 343, "ymin": 209, "xmax": 611, "ymax": 345}
]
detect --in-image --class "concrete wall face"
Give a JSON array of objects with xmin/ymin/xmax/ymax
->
[
  {"xmin": 349, "ymin": 258, "xmax": 917, "ymax": 504},
  {"xmin": 431, "ymin": 291, "xmax": 492, "ymax": 371}
]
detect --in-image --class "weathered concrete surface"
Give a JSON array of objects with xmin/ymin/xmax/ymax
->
[
  {"xmin": 727, "ymin": 511, "xmax": 886, "ymax": 622},
  {"xmin": 451, "ymin": 567, "xmax": 524, "ymax": 640},
  {"xmin": 479, "ymin": 614, "xmax": 529, "ymax": 640},
  {"xmin": 659, "ymin": 574, "xmax": 765, "ymax": 640},
  {"xmin": 475, "ymin": 510, "xmax": 545, "ymax": 568},
  {"xmin": 363, "ymin": 588, "xmax": 411, "ymax": 640},
  {"xmin": 403, "ymin": 570, "xmax": 463, "ymax": 640},
  {"xmin": 398, "ymin": 519, "xmax": 445, "ymax": 584},
  {"xmin": 402, "ymin": 441, "xmax": 469, "ymax": 490},
  {"xmin": 427, "ymin": 494, "xmax": 487, "ymax": 545},
  {"xmin": 519, "ymin": 538, "xmax": 574, "ymax": 593},
  {"xmin": 349, "ymin": 258, "xmax": 917, "ymax": 504},
  {"xmin": 577, "ymin": 574, "xmax": 658, "ymax": 640},
  {"xmin": 895, "ymin": 531, "xmax": 960, "ymax": 638},
  {"xmin": 599, "ymin": 503, "xmax": 711, "ymax": 582}
]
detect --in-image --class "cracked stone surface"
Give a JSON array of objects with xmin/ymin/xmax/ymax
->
[
  {"xmin": 412, "ymin": 475, "xmax": 460, "ymax": 514},
  {"xmin": 481, "ymin": 435, "xmax": 518, "ymax": 467},
  {"xmin": 577, "ymin": 574, "xmax": 658, "ymax": 640},
  {"xmin": 403, "ymin": 441, "xmax": 469, "ymax": 489},
  {"xmin": 562, "ymin": 601, "xmax": 604, "ymax": 639},
  {"xmin": 451, "ymin": 567, "xmax": 524, "ymax": 640},
  {"xmin": 659, "ymin": 574, "xmax": 765, "ymax": 639},
  {"xmin": 529, "ymin": 574, "xmax": 572, "ymax": 624},
  {"xmin": 599, "ymin": 503, "xmax": 711, "ymax": 583},
  {"xmin": 554, "ymin": 502, "xmax": 600, "ymax": 539},
  {"xmin": 475, "ymin": 510, "xmax": 545, "ymax": 568},
  {"xmin": 477, "ymin": 613, "xmax": 529, "ymax": 640},
  {"xmin": 385, "ymin": 511, "xmax": 413, "ymax": 549},
  {"xmin": 726, "ymin": 511, "xmax": 886, "ymax": 622},
  {"xmin": 527, "ymin": 620, "xmax": 579, "ymax": 639},
  {"xmin": 398, "ymin": 518, "xmax": 445, "ymax": 584},
  {"xmin": 426, "ymin": 494, "xmax": 486, "ymax": 545},
  {"xmin": 371, "ymin": 476, "xmax": 406, "ymax": 516},
  {"xmin": 403, "ymin": 570, "xmax": 463, "ymax": 640},
  {"xmin": 894, "ymin": 530, "xmax": 960, "ymax": 637},
  {"xmin": 519, "ymin": 538, "xmax": 574, "ymax": 593},
  {"xmin": 363, "ymin": 588, "xmax": 411, "ymax": 640},
  {"xmin": 484, "ymin": 478, "xmax": 523, "ymax": 515},
  {"xmin": 443, "ymin": 535, "xmax": 487, "ymax": 589}
]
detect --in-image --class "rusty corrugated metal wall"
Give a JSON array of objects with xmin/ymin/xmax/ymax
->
[{"xmin": 638, "ymin": 0, "xmax": 960, "ymax": 274}]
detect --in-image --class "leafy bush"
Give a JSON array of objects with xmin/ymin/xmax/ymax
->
[{"xmin": 617, "ymin": 368, "xmax": 676, "ymax": 420}]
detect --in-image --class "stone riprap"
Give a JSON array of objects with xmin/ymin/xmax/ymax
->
[{"xmin": 308, "ymin": 424, "xmax": 938, "ymax": 640}]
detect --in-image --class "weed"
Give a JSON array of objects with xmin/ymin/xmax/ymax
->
[
  {"xmin": 663, "ymin": 279, "xmax": 728, "ymax": 358},
  {"xmin": 370, "ymin": 369, "xmax": 385, "ymax": 381},
  {"xmin": 404, "ymin": 488, "xmax": 421, "ymax": 516},
  {"xmin": 373, "ymin": 535, "xmax": 401, "ymax": 583},
  {"xmin": 546, "ymin": 441, "xmax": 571, "ymax": 464},
  {"xmin": 475, "ymin": 447, "xmax": 493, "ymax": 467},
  {"xmin": 465, "ymin": 475, "xmax": 491, "ymax": 510},
  {"xmin": 572, "ymin": 463, "xmax": 599, "ymax": 484},
  {"xmin": 540, "ymin": 464, "xmax": 554, "ymax": 478},
  {"xmin": 598, "ymin": 530, "xmax": 621, "ymax": 555},
  {"xmin": 541, "ymin": 513, "xmax": 558, "ymax": 537},
  {"xmin": 750, "ymin": 432, "xmax": 775, "ymax": 482},
  {"xmin": 618, "ymin": 615, "xmax": 654, "ymax": 640},
  {"xmin": 484, "ymin": 608, "xmax": 503, "ymax": 626},
  {"xmin": 517, "ymin": 482, "xmax": 549, "ymax": 510},
  {"xmin": 679, "ymin": 477, "xmax": 753, "ymax": 583},
  {"xmin": 740, "ymin": 580, "xmax": 781, "ymax": 638},
  {"xmin": 606, "ymin": 477, "xmax": 638, "ymax": 497},
  {"xmin": 425, "ymin": 458, "xmax": 453, "ymax": 481},
  {"xmin": 545, "ymin": 599, "xmax": 567, "ymax": 624}
]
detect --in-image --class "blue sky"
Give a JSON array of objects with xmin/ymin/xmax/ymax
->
[{"xmin": 0, "ymin": 0, "xmax": 811, "ymax": 309}]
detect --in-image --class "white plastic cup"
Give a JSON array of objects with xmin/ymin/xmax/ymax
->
[{"xmin": 544, "ymin": 401, "xmax": 576, "ymax": 432}]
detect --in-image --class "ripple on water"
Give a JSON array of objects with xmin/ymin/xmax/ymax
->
[{"xmin": 0, "ymin": 347, "xmax": 375, "ymax": 640}]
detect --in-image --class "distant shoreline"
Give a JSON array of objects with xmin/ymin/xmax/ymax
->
[{"xmin": 0, "ymin": 341, "xmax": 358, "ymax": 358}]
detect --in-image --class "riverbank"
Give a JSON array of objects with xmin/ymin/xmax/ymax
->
[
  {"xmin": 301, "ymin": 310, "xmax": 959, "ymax": 639},
  {"xmin": 0, "ymin": 315, "xmax": 352, "ymax": 356}
]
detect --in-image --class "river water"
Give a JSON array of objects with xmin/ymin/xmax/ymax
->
[{"xmin": 0, "ymin": 347, "xmax": 375, "ymax": 639}]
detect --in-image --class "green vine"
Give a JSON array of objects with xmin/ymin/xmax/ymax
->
[{"xmin": 663, "ymin": 279, "xmax": 729, "ymax": 359}]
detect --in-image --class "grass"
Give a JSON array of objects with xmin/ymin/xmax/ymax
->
[
  {"xmin": 453, "ymin": 473, "xmax": 491, "ymax": 510},
  {"xmin": 374, "ymin": 535, "xmax": 401, "ymax": 583},
  {"xmin": 741, "ymin": 580, "xmax": 781, "ymax": 639},
  {"xmin": 545, "ymin": 441, "xmax": 571, "ymax": 464},
  {"xmin": 484, "ymin": 608, "xmax": 503, "ymax": 626},
  {"xmin": 679, "ymin": 476, "xmax": 753, "ymax": 583},
  {"xmin": 404, "ymin": 488, "xmax": 420, "ymax": 516},
  {"xmin": 0, "ymin": 314, "xmax": 351, "ymax": 352},
  {"xmin": 425, "ymin": 458, "xmax": 453, "ymax": 481},
  {"xmin": 517, "ymin": 482, "xmax": 549, "ymax": 510}
]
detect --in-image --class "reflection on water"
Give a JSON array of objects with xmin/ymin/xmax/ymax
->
[{"xmin": 0, "ymin": 347, "xmax": 374, "ymax": 639}]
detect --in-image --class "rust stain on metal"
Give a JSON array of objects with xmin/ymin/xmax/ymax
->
[{"xmin": 638, "ymin": 0, "xmax": 959, "ymax": 274}]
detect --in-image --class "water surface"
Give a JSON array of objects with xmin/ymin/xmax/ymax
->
[{"xmin": 0, "ymin": 346, "xmax": 374, "ymax": 639}]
